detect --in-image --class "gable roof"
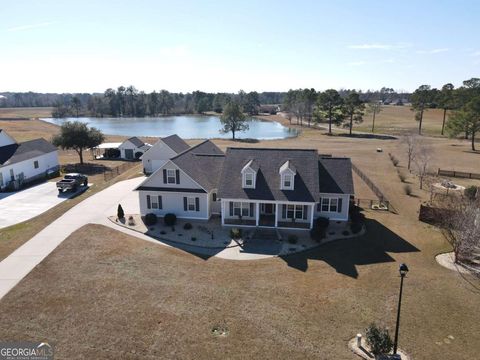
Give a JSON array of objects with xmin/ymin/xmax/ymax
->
[
  {"xmin": 125, "ymin": 136, "xmax": 145, "ymax": 148},
  {"xmin": 170, "ymin": 140, "xmax": 225, "ymax": 191},
  {"xmin": 162, "ymin": 134, "xmax": 190, "ymax": 154},
  {"xmin": 318, "ymin": 157, "xmax": 354, "ymax": 194},
  {"xmin": 218, "ymin": 148, "xmax": 320, "ymax": 202},
  {"xmin": 0, "ymin": 138, "xmax": 57, "ymax": 167}
]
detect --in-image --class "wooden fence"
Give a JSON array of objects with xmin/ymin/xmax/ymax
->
[
  {"xmin": 438, "ymin": 168, "xmax": 480, "ymax": 180},
  {"xmin": 103, "ymin": 161, "xmax": 138, "ymax": 181},
  {"xmin": 351, "ymin": 162, "xmax": 396, "ymax": 213}
]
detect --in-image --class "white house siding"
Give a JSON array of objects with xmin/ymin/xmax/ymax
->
[
  {"xmin": 314, "ymin": 194, "xmax": 350, "ymax": 221},
  {"xmin": 0, "ymin": 151, "xmax": 59, "ymax": 189},
  {"xmin": 141, "ymin": 161, "xmax": 203, "ymax": 190},
  {"xmin": 141, "ymin": 141, "xmax": 177, "ymax": 174},
  {"xmin": 119, "ymin": 140, "xmax": 149, "ymax": 160},
  {"xmin": 139, "ymin": 191, "xmax": 209, "ymax": 220}
]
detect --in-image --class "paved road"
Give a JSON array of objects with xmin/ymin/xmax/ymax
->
[
  {"xmin": 0, "ymin": 177, "xmax": 274, "ymax": 300},
  {"xmin": 0, "ymin": 182, "xmax": 88, "ymax": 229}
]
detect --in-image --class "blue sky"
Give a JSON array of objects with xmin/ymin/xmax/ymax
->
[{"xmin": 1, "ymin": 0, "xmax": 479, "ymax": 93}]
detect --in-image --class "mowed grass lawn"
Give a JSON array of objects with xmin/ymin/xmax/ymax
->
[{"xmin": 0, "ymin": 212, "xmax": 478, "ymax": 359}]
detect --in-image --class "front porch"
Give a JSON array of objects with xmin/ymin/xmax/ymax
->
[{"xmin": 222, "ymin": 200, "xmax": 315, "ymax": 229}]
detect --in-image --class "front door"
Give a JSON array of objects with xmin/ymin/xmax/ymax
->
[
  {"xmin": 264, "ymin": 203, "xmax": 273, "ymax": 214},
  {"xmin": 125, "ymin": 149, "xmax": 134, "ymax": 160}
]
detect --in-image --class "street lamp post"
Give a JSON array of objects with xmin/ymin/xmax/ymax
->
[{"xmin": 393, "ymin": 263, "xmax": 409, "ymax": 355}]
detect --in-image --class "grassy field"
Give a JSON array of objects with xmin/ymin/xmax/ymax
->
[
  {"xmin": 0, "ymin": 218, "xmax": 477, "ymax": 359},
  {"xmin": 0, "ymin": 107, "xmax": 479, "ymax": 358},
  {"xmin": 0, "ymin": 106, "xmax": 53, "ymax": 119}
]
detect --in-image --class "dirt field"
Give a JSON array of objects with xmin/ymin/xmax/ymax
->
[{"xmin": 0, "ymin": 220, "xmax": 477, "ymax": 360}]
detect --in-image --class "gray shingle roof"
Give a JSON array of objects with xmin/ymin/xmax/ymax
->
[
  {"xmin": 170, "ymin": 140, "xmax": 225, "ymax": 191},
  {"xmin": 0, "ymin": 138, "xmax": 57, "ymax": 167},
  {"xmin": 162, "ymin": 134, "xmax": 190, "ymax": 154},
  {"xmin": 126, "ymin": 136, "xmax": 145, "ymax": 147},
  {"xmin": 218, "ymin": 148, "xmax": 321, "ymax": 202},
  {"xmin": 318, "ymin": 157, "xmax": 354, "ymax": 194}
]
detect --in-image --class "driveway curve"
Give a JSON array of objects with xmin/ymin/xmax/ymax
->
[{"xmin": 0, "ymin": 177, "xmax": 274, "ymax": 300}]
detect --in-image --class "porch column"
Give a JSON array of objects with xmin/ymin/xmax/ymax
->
[
  {"xmin": 255, "ymin": 202, "xmax": 260, "ymax": 226},
  {"xmin": 221, "ymin": 200, "xmax": 225, "ymax": 225},
  {"xmin": 274, "ymin": 203, "xmax": 279, "ymax": 227},
  {"xmin": 309, "ymin": 204, "xmax": 315, "ymax": 229}
]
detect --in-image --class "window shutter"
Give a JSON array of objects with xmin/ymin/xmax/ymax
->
[
  {"xmin": 229, "ymin": 202, "xmax": 233, "ymax": 216},
  {"xmin": 338, "ymin": 198, "xmax": 343, "ymax": 213},
  {"xmin": 175, "ymin": 170, "xmax": 180, "ymax": 184},
  {"xmin": 146, "ymin": 195, "xmax": 151, "ymax": 209},
  {"xmin": 158, "ymin": 196, "xmax": 162, "ymax": 209},
  {"xmin": 163, "ymin": 169, "xmax": 167, "ymax": 183},
  {"xmin": 249, "ymin": 203, "xmax": 254, "ymax": 216},
  {"xmin": 303, "ymin": 205, "xmax": 308, "ymax": 220},
  {"xmin": 212, "ymin": 193, "xmax": 217, "ymax": 201},
  {"xmin": 183, "ymin": 197, "xmax": 187, "ymax": 211},
  {"xmin": 282, "ymin": 204, "xmax": 286, "ymax": 218},
  {"xmin": 195, "ymin": 197, "xmax": 200, "ymax": 212},
  {"xmin": 317, "ymin": 200, "xmax": 321, "ymax": 212}
]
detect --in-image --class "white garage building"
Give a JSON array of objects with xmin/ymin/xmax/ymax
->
[{"xmin": 0, "ymin": 129, "xmax": 59, "ymax": 191}]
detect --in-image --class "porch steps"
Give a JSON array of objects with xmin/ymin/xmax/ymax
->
[{"xmin": 251, "ymin": 228, "xmax": 279, "ymax": 241}]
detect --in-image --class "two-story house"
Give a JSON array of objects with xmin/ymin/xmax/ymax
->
[
  {"xmin": 141, "ymin": 134, "xmax": 190, "ymax": 174},
  {"xmin": 136, "ymin": 135, "xmax": 354, "ymax": 229}
]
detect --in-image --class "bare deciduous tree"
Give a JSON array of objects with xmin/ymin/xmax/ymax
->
[
  {"xmin": 401, "ymin": 133, "xmax": 419, "ymax": 171},
  {"xmin": 440, "ymin": 196, "xmax": 480, "ymax": 267},
  {"xmin": 413, "ymin": 142, "xmax": 433, "ymax": 189}
]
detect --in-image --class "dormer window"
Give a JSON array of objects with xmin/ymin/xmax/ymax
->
[
  {"xmin": 279, "ymin": 160, "xmax": 296, "ymax": 190},
  {"xmin": 245, "ymin": 172, "xmax": 254, "ymax": 187},
  {"xmin": 242, "ymin": 159, "xmax": 258, "ymax": 189},
  {"xmin": 283, "ymin": 174, "xmax": 292, "ymax": 189}
]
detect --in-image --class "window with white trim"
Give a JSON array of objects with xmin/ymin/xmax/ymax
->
[
  {"xmin": 187, "ymin": 197, "xmax": 196, "ymax": 211},
  {"xmin": 167, "ymin": 169, "xmax": 176, "ymax": 184},
  {"xmin": 151, "ymin": 196, "xmax": 159, "ymax": 209},
  {"xmin": 233, "ymin": 202, "xmax": 250, "ymax": 217},
  {"xmin": 286, "ymin": 204, "xmax": 303, "ymax": 219},
  {"xmin": 244, "ymin": 172, "xmax": 254, "ymax": 187},
  {"xmin": 283, "ymin": 174, "xmax": 293, "ymax": 189},
  {"xmin": 320, "ymin": 198, "xmax": 341, "ymax": 212}
]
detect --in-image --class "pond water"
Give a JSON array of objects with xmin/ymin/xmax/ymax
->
[{"xmin": 40, "ymin": 115, "xmax": 297, "ymax": 140}]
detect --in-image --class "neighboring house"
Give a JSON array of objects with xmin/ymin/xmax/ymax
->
[
  {"xmin": 141, "ymin": 134, "xmax": 190, "ymax": 174},
  {"xmin": 118, "ymin": 137, "xmax": 151, "ymax": 160},
  {"xmin": 136, "ymin": 136, "xmax": 354, "ymax": 229},
  {"xmin": 0, "ymin": 129, "xmax": 59, "ymax": 191}
]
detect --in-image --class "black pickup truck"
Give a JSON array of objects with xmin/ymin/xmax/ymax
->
[{"xmin": 56, "ymin": 173, "xmax": 88, "ymax": 193}]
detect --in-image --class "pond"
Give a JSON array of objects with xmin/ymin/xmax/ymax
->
[{"xmin": 40, "ymin": 115, "xmax": 298, "ymax": 140}]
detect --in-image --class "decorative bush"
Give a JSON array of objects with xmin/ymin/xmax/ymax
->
[
  {"xmin": 144, "ymin": 213, "xmax": 157, "ymax": 226},
  {"xmin": 191, "ymin": 236, "xmax": 197, "ymax": 241},
  {"xmin": 128, "ymin": 216, "xmax": 135, "ymax": 226},
  {"xmin": 183, "ymin": 222, "xmax": 193, "ymax": 230},
  {"xmin": 288, "ymin": 234, "xmax": 298, "ymax": 244},
  {"xmin": 342, "ymin": 230, "xmax": 350, "ymax": 236},
  {"xmin": 315, "ymin": 217, "xmax": 330, "ymax": 229},
  {"xmin": 230, "ymin": 228, "xmax": 242, "ymax": 239},
  {"xmin": 350, "ymin": 207, "xmax": 365, "ymax": 224},
  {"xmin": 117, "ymin": 204, "xmax": 125, "ymax": 219},
  {"xmin": 105, "ymin": 148, "xmax": 120, "ymax": 158},
  {"xmin": 403, "ymin": 184, "xmax": 412, "ymax": 196},
  {"xmin": 464, "ymin": 185, "xmax": 478, "ymax": 200},
  {"xmin": 350, "ymin": 222, "xmax": 362, "ymax": 234},
  {"xmin": 160, "ymin": 230, "xmax": 166, "ymax": 235},
  {"xmin": 365, "ymin": 323, "xmax": 393, "ymax": 356},
  {"xmin": 164, "ymin": 213, "xmax": 177, "ymax": 226}
]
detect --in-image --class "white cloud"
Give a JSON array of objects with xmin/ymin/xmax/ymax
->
[
  {"xmin": 347, "ymin": 43, "xmax": 411, "ymax": 50},
  {"xmin": 6, "ymin": 22, "xmax": 55, "ymax": 32},
  {"xmin": 471, "ymin": 50, "xmax": 480, "ymax": 57},
  {"xmin": 416, "ymin": 48, "xmax": 449, "ymax": 54}
]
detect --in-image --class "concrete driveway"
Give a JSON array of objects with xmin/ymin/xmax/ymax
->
[{"xmin": 0, "ymin": 182, "xmax": 87, "ymax": 229}]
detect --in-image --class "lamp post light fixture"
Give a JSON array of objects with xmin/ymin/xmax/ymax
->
[{"xmin": 393, "ymin": 263, "xmax": 409, "ymax": 355}]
